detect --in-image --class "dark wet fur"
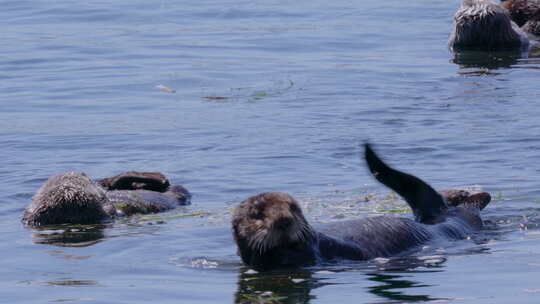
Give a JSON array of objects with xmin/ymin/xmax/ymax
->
[
  {"xmin": 316, "ymin": 215, "xmax": 474, "ymax": 260},
  {"xmin": 22, "ymin": 173, "xmax": 110, "ymax": 226},
  {"xmin": 98, "ymin": 171, "xmax": 170, "ymax": 192},
  {"xmin": 364, "ymin": 144, "xmax": 446, "ymax": 223},
  {"xmin": 23, "ymin": 172, "xmax": 190, "ymax": 227},
  {"xmin": 502, "ymin": 0, "xmax": 540, "ymax": 26},
  {"xmin": 232, "ymin": 145, "xmax": 491, "ymax": 271},
  {"xmin": 106, "ymin": 185, "xmax": 190, "ymax": 216},
  {"xmin": 449, "ymin": 0, "xmax": 528, "ymax": 50}
]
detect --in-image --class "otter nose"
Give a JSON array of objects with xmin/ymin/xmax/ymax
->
[{"xmin": 273, "ymin": 217, "xmax": 293, "ymax": 230}]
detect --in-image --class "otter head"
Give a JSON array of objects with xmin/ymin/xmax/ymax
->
[
  {"xmin": 168, "ymin": 184, "xmax": 192, "ymax": 205},
  {"xmin": 449, "ymin": 0, "xmax": 528, "ymax": 51},
  {"xmin": 500, "ymin": 0, "xmax": 540, "ymax": 28},
  {"xmin": 232, "ymin": 192, "xmax": 317, "ymax": 270},
  {"xmin": 441, "ymin": 189, "xmax": 491, "ymax": 210},
  {"xmin": 23, "ymin": 172, "xmax": 111, "ymax": 227},
  {"xmin": 439, "ymin": 189, "xmax": 491, "ymax": 229}
]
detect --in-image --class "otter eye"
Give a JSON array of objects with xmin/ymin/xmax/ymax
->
[{"xmin": 289, "ymin": 204, "xmax": 299, "ymax": 212}]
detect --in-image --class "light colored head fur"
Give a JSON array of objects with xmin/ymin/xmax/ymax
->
[
  {"xmin": 232, "ymin": 192, "xmax": 315, "ymax": 255},
  {"xmin": 449, "ymin": 0, "xmax": 529, "ymax": 50},
  {"xmin": 23, "ymin": 172, "xmax": 109, "ymax": 226}
]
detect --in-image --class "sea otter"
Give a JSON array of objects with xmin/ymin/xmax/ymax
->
[
  {"xmin": 449, "ymin": 0, "xmax": 529, "ymax": 51},
  {"xmin": 22, "ymin": 171, "xmax": 190, "ymax": 227},
  {"xmin": 501, "ymin": 0, "xmax": 540, "ymax": 35},
  {"xmin": 232, "ymin": 144, "xmax": 491, "ymax": 270}
]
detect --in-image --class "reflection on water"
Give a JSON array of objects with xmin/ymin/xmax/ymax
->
[
  {"xmin": 370, "ymin": 255, "xmax": 447, "ymax": 272},
  {"xmin": 19, "ymin": 279, "xmax": 99, "ymax": 287},
  {"xmin": 235, "ymin": 268, "xmax": 328, "ymax": 304},
  {"xmin": 30, "ymin": 224, "xmax": 107, "ymax": 247},
  {"xmin": 47, "ymin": 250, "xmax": 91, "ymax": 261},
  {"xmin": 451, "ymin": 44, "xmax": 540, "ymax": 73},
  {"xmin": 234, "ymin": 255, "xmax": 451, "ymax": 304},
  {"xmin": 451, "ymin": 50, "xmax": 524, "ymax": 71},
  {"xmin": 366, "ymin": 273, "xmax": 443, "ymax": 303},
  {"xmin": 43, "ymin": 280, "xmax": 99, "ymax": 287},
  {"xmin": 49, "ymin": 298, "xmax": 96, "ymax": 303}
]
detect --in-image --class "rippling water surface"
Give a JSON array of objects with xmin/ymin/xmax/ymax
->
[{"xmin": 2, "ymin": 0, "xmax": 540, "ymax": 303}]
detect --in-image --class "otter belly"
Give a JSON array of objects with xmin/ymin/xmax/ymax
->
[{"xmin": 316, "ymin": 215, "xmax": 476, "ymax": 260}]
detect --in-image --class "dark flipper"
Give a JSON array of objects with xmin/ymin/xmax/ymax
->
[
  {"xmin": 364, "ymin": 144, "xmax": 447, "ymax": 223},
  {"xmin": 98, "ymin": 172, "xmax": 170, "ymax": 192}
]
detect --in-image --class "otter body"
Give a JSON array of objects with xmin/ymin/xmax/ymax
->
[
  {"xmin": 449, "ymin": 0, "xmax": 529, "ymax": 51},
  {"xmin": 315, "ymin": 208, "xmax": 479, "ymax": 261},
  {"xmin": 232, "ymin": 145, "xmax": 491, "ymax": 271},
  {"xmin": 23, "ymin": 171, "xmax": 190, "ymax": 227},
  {"xmin": 501, "ymin": 0, "xmax": 540, "ymax": 35}
]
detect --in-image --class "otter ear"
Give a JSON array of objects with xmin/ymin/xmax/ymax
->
[{"xmin": 364, "ymin": 143, "xmax": 447, "ymax": 223}]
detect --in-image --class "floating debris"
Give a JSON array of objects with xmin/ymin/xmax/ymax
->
[
  {"xmin": 524, "ymin": 289, "xmax": 540, "ymax": 294},
  {"xmin": 156, "ymin": 84, "xmax": 176, "ymax": 93},
  {"xmin": 203, "ymin": 96, "xmax": 229, "ymax": 100}
]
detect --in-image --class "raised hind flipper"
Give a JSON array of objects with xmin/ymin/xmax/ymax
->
[
  {"xmin": 98, "ymin": 171, "xmax": 170, "ymax": 192},
  {"xmin": 364, "ymin": 144, "xmax": 447, "ymax": 223}
]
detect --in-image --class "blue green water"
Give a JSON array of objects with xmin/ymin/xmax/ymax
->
[{"xmin": 2, "ymin": 0, "xmax": 540, "ymax": 303}]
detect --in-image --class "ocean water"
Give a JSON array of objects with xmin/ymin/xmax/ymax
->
[{"xmin": 2, "ymin": 0, "xmax": 540, "ymax": 303}]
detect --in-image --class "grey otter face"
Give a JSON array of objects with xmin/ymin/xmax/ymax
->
[
  {"xmin": 23, "ymin": 172, "xmax": 110, "ymax": 226},
  {"xmin": 449, "ymin": 0, "xmax": 529, "ymax": 51},
  {"xmin": 232, "ymin": 192, "xmax": 314, "ymax": 255}
]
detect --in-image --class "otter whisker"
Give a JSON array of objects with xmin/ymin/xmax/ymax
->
[{"xmin": 248, "ymin": 229, "xmax": 267, "ymax": 252}]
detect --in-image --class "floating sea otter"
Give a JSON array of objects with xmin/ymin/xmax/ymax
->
[
  {"xmin": 449, "ymin": 0, "xmax": 530, "ymax": 51},
  {"xmin": 232, "ymin": 144, "xmax": 491, "ymax": 270},
  {"xmin": 501, "ymin": 0, "xmax": 540, "ymax": 35},
  {"xmin": 22, "ymin": 171, "xmax": 190, "ymax": 227}
]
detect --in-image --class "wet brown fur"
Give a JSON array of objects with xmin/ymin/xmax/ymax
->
[{"xmin": 232, "ymin": 192, "xmax": 315, "ymax": 259}]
